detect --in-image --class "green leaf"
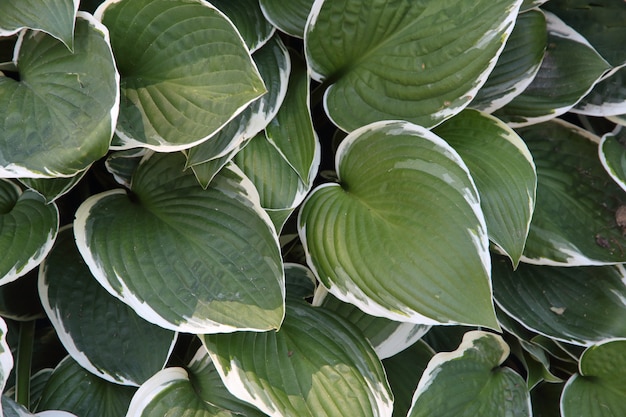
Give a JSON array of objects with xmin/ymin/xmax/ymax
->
[
  {"xmin": 517, "ymin": 119, "xmax": 626, "ymax": 265},
  {"xmin": 408, "ymin": 331, "xmax": 531, "ymax": 417},
  {"xmin": 520, "ymin": 0, "xmax": 549, "ymax": 11},
  {"xmin": 434, "ymin": 109, "xmax": 536, "ymax": 266},
  {"xmin": 298, "ymin": 120, "xmax": 498, "ymax": 328},
  {"xmin": 259, "ymin": 0, "xmax": 315, "ymax": 38},
  {"xmin": 561, "ymin": 339, "xmax": 626, "ymax": 417},
  {"xmin": 265, "ymin": 52, "xmax": 319, "ymax": 186},
  {"xmin": 202, "ymin": 300, "xmax": 393, "ymax": 417},
  {"xmin": 305, "ymin": 0, "xmax": 522, "ymax": 131},
  {"xmin": 320, "ymin": 293, "xmax": 430, "ymax": 360},
  {"xmin": 599, "ymin": 128, "xmax": 626, "ymax": 192},
  {"xmin": 543, "ymin": 0, "xmax": 626, "ymax": 66},
  {"xmin": 126, "ymin": 367, "xmax": 237, "ymax": 417},
  {"xmin": 18, "ymin": 171, "xmax": 87, "ymax": 204},
  {"xmin": 495, "ymin": 12, "xmax": 610, "ymax": 126},
  {"xmin": 0, "ymin": 0, "xmax": 78, "ymax": 51},
  {"xmin": 39, "ymin": 226, "xmax": 176, "ymax": 386},
  {"xmin": 210, "ymin": 0, "xmax": 275, "ymax": 52},
  {"xmin": 0, "ymin": 179, "xmax": 59, "ymax": 285},
  {"xmin": 185, "ymin": 34, "xmax": 290, "ymax": 173},
  {"xmin": 470, "ymin": 9, "xmax": 547, "ymax": 112},
  {"xmin": 573, "ymin": 66, "xmax": 626, "ymax": 116},
  {"xmin": 0, "ymin": 318, "xmax": 12, "ymax": 397},
  {"xmin": 382, "ymin": 341, "xmax": 434, "ymax": 417},
  {"xmin": 284, "ymin": 263, "xmax": 316, "ymax": 301},
  {"xmin": 493, "ymin": 257, "xmax": 626, "ymax": 346},
  {"xmin": 74, "ymin": 152, "xmax": 284, "ymax": 333},
  {"xmin": 36, "ymin": 356, "xmax": 135, "ymax": 417},
  {"xmin": 531, "ymin": 382, "xmax": 563, "ymax": 417},
  {"xmin": 104, "ymin": 149, "xmax": 147, "ymax": 188},
  {"xmin": 4, "ymin": 396, "xmax": 76, "ymax": 417},
  {"xmin": 96, "ymin": 0, "xmax": 265, "ymax": 151},
  {"xmin": 0, "ymin": 13, "xmax": 119, "ymax": 178}
]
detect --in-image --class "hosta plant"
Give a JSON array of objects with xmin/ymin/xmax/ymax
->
[{"xmin": 1, "ymin": 0, "xmax": 626, "ymax": 415}]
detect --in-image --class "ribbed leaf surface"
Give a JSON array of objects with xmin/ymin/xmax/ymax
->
[
  {"xmin": 202, "ymin": 301, "xmax": 393, "ymax": 417},
  {"xmin": 408, "ymin": 331, "xmax": 530, "ymax": 417},
  {"xmin": 298, "ymin": 121, "xmax": 497, "ymax": 328},
  {"xmin": 40, "ymin": 226, "xmax": 176, "ymax": 386},
  {"xmin": 0, "ymin": 14, "xmax": 118, "ymax": 178},
  {"xmin": 517, "ymin": 119, "xmax": 626, "ymax": 265},
  {"xmin": 74, "ymin": 152, "xmax": 284, "ymax": 333},
  {"xmin": 561, "ymin": 340, "xmax": 626, "ymax": 417},
  {"xmin": 0, "ymin": 0, "xmax": 78, "ymax": 50},
  {"xmin": 493, "ymin": 257, "xmax": 626, "ymax": 346},
  {"xmin": 259, "ymin": 0, "xmax": 315, "ymax": 38},
  {"xmin": 434, "ymin": 109, "xmax": 536, "ymax": 266},
  {"xmin": 96, "ymin": 0, "xmax": 265, "ymax": 151},
  {"xmin": 0, "ymin": 179, "xmax": 58, "ymax": 285},
  {"xmin": 305, "ymin": 0, "xmax": 522, "ymax": 131},
  {"xmin": 210, "ymin": 0, "xmax": 275, "ymax": 52}
]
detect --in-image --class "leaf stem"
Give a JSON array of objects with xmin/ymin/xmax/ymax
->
[{"xmin": 15, "ymin": 320, "xmax": 35, "ymax": 407}]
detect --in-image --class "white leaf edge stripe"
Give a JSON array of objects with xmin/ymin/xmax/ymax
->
[
  {"xmin": 125, "ymin": 367, "xmax": 190, "ymax": 417},
  {"xmin": 0, "ymin": 12, "xmax": 120, "ymax": 179},
  {"xmin": 559, "ymin": 337, "xmax": 626, "ymax": 416},
  {"xmin": 19, "ymin": 168, "xmax": 90, "ymax": 204},
  {"xmin": 0, "ymin": 183, "xmax": 59, "ymax": 286},
  {"xmin": 74, "ymin": 163, "xmax": 283, "ymax": 333},
  {"xmin": 95, "ymin": 0, "xmax": 266, "ymax": 153},
  {"xmin": 0, "ymin": 317, "xmax": 13, "ymax": 395},
  {"xmin": 495, "ymin": 264, "xmax": 626, "ymax": 347},
  {"xmin": 599, "ymin": 128, "xmax": 626, "ymax": 193},
  {"xmin": 373, "ymin": 322, "xmax": 430, "ymax": 360},
  {"xmin": 408, "ymin": 331, "xmax": 511, "ymax": 409},
  {"xmin": 258, "ymin": 1, "xmax": 304, "ymax": 39},
  {"xmin": 201, "ymin": 333, "xmax": 394, "ymax": 417},
  {"xmin": 38, "ymin": 226, "xmax": 178, "ymax": 387},
  {"xmin": 183, "ymin": 36, "xmax": 292, "ymax": 166},
  {"xmin": 298, "ymin": 120, "xmax": 492, "ymax": 326},
  {"xmin": 0, "ymin": 0, "xmax": 80, "ymax": 46},
  {"xmin": 305, "ymin": 0, "xmax": 522, "ymax": 130},
  {"xmin": 505, "ymin": 12, "xmax": 611, "ymax": 128},
  {"xmin": 519, "ymin": 118, "xmax": 620, "ymax": 267}
]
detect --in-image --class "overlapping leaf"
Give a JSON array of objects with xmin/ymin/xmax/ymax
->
[
  {"xmin": 470, "ymin": 10, "xmax": 547, "ymax": 112},
  {"xmin": 298, "ymin": 120, "xmax": 497, "ymax": 328},
  {"xmin": 561, "ymin": 339, "xmax": 626, "ymax": 417},
  {"xmin": 259, "ymin": 0, "xmax": 315, "ymax": 38},
  {"xmin": 573, "ymin": 66, "xmax": 626, "ymax": 116},
  {"xmin": 493, "ymin": 257, "xmax": 626, "ymax": 346},
  {"xmin": 39, "ymin": 226, "xmax": 177, "ymax": 386},
  {"xmin": 202, "ymin": 300, "xmax": 393, "ymax": 417},
  {"xmin": 19, "ymin": 172, "xmax": 87, "ymax": 204},
  {"xmin": 74, "ymin": 152, "xmax": 284, "ymax": 333},
  {"xmin": 36, "ymin": 357, "xmax": 135, "ymax": 417},
  {"xmin": 0, "ymin": 180, "xmax": 58, "ymax": 285},
  {"xmin": 305, "ymin": 0, "xmax": 522, "ymax": 131},
  {"xmin": 599, "ymin": 128, "xmax": 626, "ymax": 192},
  {"xmin": 517, "ymin": 119, "xmax": 626, "ymax": 265},
  {"xmin": 0, "ymin": 0, "xmax": 78, "ymax": 50},
  {"xmin": 96, "ymin": 0, "xmax": 266, "ymax": 151},
  {"xmin": 0, "ymin": 13, "xmax": 119, "ymax": 178},
  {"xmin": 434, "ymin": 109, "xmax": 536, "ymax": 266},
  {"xmin": 210, "ymin": 0, "xmax": 275, "ymax": 52},
  {"xmin": 408, "ymin": 331, "xmax": 531, "ymax": 417},
  {"xmin": 4, "ymin": 396, "xmax": 76, "ymax": 417},
  {"xmin": 495, "ymin": 12, "xmax": 610, "ymax": 126}
]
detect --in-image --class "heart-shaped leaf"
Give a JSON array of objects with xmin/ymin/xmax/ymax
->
[
  {"xmin": 493, "ymin": 257, "xmax": 626, "ymax": 346},
  {"xmin": 517, "ymin": 119, "xmax": 626, "ymax": 265},
  {"xmin": 434, "ymin": 109, "xmax": 536, "ymax": 267},
  {"xmin": 126, "ymin": 367, "xmax": 238, "ymax": 417},
  {"xmin": 0, "ymin": 179, "xmax": 59, "ymax": 285},
  {"xmin": 210, "ymin": 0, "xmax": 275, "ymax": 52},
  {"xmin": 36, "ymin": 356, "xmax": 135, "ymax": 417},
  {"xmin": 470, "ymin": 9, "xmax": 547, "ymax": 112},
  {"xmin": 0, "ymin": 13, "xmax": 119, "ymax": 178},
  {"xmin": 74, "ymin": 152, "xmax": 284, "ymax": 333},
  {"xmin": 96, "ymin": 0, "xmax": 266, "ymax": 151},
  {"xmin": 543, "ymin": 0, "xmax": 626, "ymax": 67},
  {"xmin": 305, "ymin": 0, "xmax": 522, "ymax": 131},
  {"xmin": 259, "ymin": 0, "xmax": 315, "ymax": 38},
  {"xmin": 561, "ymin": 339, "xmax": 626, "ymax": 417},
  {"xmin": 39, "ymin": 226, "xmax": 177, "ymax": 386},
  {"xmin": 495, "ymin": 12, "xmax": 610, "ymax": 126},
  {"xmin": 408, "ymin": 331, "xmax": 531, "ymax": 417},
  {"xmin": 202, "ymin": 300, "xmax": 393, "ymax": 417},
  {"xmin": 0, "ymin": 0, "xmax": 78, "ymax": 50},
  {"xmin": 298, "ymin": 120, "xmax": 497, "ymax": 328}
]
